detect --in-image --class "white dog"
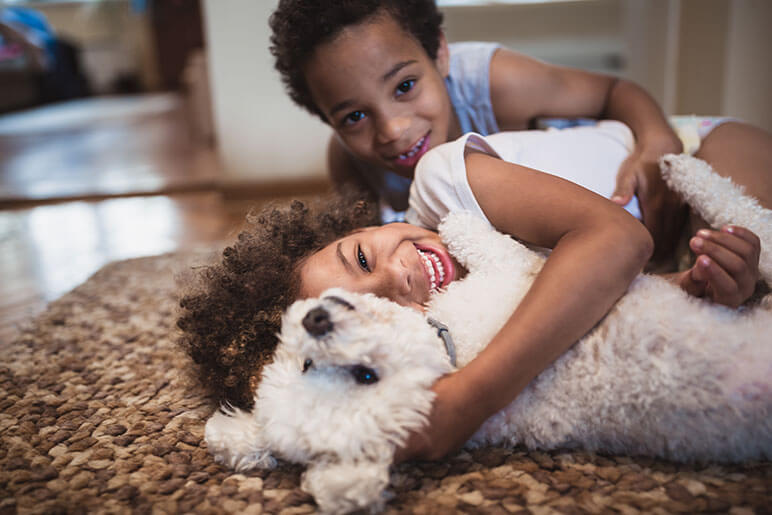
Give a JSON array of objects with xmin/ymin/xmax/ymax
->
[{"xmin": 205, "ymin": 155, "xmax": 772, "ymax": 513}]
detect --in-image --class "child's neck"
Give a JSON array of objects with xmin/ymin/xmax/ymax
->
[{"xmin": 447, "ymin": 109, "xmax": 463, "ymax": 142}]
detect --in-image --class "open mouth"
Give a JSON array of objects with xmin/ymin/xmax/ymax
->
[
  {"xmin": 415, "ymin": 244, "xmax": 454, "ymax": 292},
  {"xmin": 393, "ymin": 133, "xmax": 430, "ymax": 168}
]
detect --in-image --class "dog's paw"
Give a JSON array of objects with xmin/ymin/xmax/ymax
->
[
  {"xmin": 205, "ymin": 406, "xmax": 276, "ymax": 471},
  {"xmin": 214, "ymin": 448, "xmax": 277, "ymax": 472},
  {"xmin": 302, "ymin": 460, "xmax": 392, "ymax": 514}
]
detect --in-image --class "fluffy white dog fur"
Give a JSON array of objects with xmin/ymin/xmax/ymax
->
[{"xmin": 205, "ymin": 155, "xmax": 772, "ymax": 513}]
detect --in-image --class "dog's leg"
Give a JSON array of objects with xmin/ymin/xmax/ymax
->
[
  {"xmin": 302, "ymin": 460, "xmax": 392, "ymax": 514},
  {"xmin": 204, "ymin": 405, "xmax": 276, "ymax": 471}
]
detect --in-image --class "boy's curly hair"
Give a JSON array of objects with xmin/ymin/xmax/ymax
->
[
  {"xmin": 269, "ymin": 0, "xmax": 444, "ymax": 121},
  {"xmin": 177, "ymin": 191, "xmax": 379, "ymax": 410}
]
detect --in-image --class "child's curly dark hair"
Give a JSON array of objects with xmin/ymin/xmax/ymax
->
[
  {"xmin": 269, "ymin": 0, "xmax": 444, "ymax": 121},
  {"xmin": 177, "ymin": 191, "xmax": 379, "ymax": 410}
]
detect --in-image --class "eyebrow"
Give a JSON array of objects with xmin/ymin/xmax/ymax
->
[
  {"xmin": 328, "ymin": 60, "xmax": 418, "ymax": 117},
  {"xmin": 383, "ymin": 60, "xmax": 417, "ymax": 82},
  {"xmin": 337, "ymin": 241, "xmax": 354, "ymax": 273}
]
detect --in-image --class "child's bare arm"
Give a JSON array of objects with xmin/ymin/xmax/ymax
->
[
  {"xmin": 489, "ymin": 49, "xmax": 683, "ymax": 262},
  {"xmin": 602, "ymin": 80, "xmax": 685, "ymax": 262},
  {"xmin": 396, "ymin": 152, "xmax": 653, "ymax": 461}
]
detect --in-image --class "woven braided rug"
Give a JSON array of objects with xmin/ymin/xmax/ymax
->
[{"xmin": 1, "ymin": 252, "xmax": 770, "ymax": 514}]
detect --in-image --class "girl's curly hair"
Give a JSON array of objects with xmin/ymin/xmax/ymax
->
[
  {"xmin": 269, "ymin": 0, "xmax": 444, "ymax": 122},
  {"xmin": 177, "ymin": 191, "xmax": 379, "ymax": 409}
]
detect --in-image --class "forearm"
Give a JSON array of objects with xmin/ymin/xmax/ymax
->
[
  {"xmin": 603, "ymin": 79, "xmax": 682, "ymax": 152},
  {"xmin": 410, "ymin": 221, "xmax": 652, "ymax": 460}
]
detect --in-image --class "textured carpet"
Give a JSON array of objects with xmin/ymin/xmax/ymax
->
[{"xmin": 1, "ymin": 252, "xmax": 770, "ymax": 514}]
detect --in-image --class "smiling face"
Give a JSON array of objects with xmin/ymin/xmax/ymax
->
[
  {"xmin": 303, "ymin": 12, "xmax": 459, "ymax": 178},
  {"xmin": 299, "ymin": 223, "xmax": 461, "ymax": 311}
]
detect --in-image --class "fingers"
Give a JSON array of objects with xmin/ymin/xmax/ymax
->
[
  {"xmin": 691, "ymin": 227, "xmax": 760, "ymax": 277},
  {"xmin": 690, "ymin": 255, "xmax": 745, "ymax": 307},
  {"xmin": 611, "ymin": 159, "xmax": 637, "ymax": 205},
  {"xmin": 721, "ymin": 225, "xmax": 761, "ymax": 252},
  {"xmin": 678, "ymin": 267, "xmax": 707, "ymax": 298},
  {"xmin": 689, "ymin": 226, "xmax": 761, "ymax": 307}
]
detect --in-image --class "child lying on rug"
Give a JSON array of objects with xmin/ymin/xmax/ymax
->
[{"xmin": 179, "ymin": 117, "xmax": 770, "ymax": 465}]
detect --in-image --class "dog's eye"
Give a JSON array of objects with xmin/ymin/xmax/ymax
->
[
  {"xmin": 303, "ymin": 359, "xmax": 313, "ymax": 373},
  {"xmin": 350, "ymin": 365, "xmax": 378, "ymax": 385}
]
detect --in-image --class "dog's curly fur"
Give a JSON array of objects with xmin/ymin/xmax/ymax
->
[
  {"xmin": 176, "ymin": 191, "xmax": 378, "ymax": 409},
  {"xmin": 205, "ymin": 155, "xmax": 772, "ymax": 513}
]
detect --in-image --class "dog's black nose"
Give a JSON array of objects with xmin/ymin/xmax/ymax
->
[{"xmin": 302, "ymin": 306, "xmax": 333, "ymax": 337}]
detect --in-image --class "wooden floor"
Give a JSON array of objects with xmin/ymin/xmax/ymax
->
[{"xmin": 0, "ymin": 94, "xmax": 307, "ymax": 343}]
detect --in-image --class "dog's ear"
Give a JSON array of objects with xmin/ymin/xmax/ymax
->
[
  {"xmin": 301, "ymin": 459, "xmax": 392, "ymax": 513},
  {"xmin": 204, "ymin": 406, "xmax": 276, "ymax": 471}
]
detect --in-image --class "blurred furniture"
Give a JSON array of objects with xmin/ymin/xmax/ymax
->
[
  {"xmin": 150, "ymin": 0, "xmax": 205, "ymax": 90},
  {"xmin": 0, "ymin": 7, "xmax": 90, "ymax": 113}
]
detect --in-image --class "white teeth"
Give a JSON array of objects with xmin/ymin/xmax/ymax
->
[
  {"xmin": 398, "ymin": 136, "xmax": 425, "ymax": 160},
  {"xmin": 417, "ymin": 248, "xmax": 445, "ymax": 291}
]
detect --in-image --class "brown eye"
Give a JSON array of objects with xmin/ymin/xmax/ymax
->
[
  {"xmin": 396, "ymin": 79, "xmax": 415, "ymax": 96},
  {"xmin": 357, "ymin": 246, "xmax": 370, "ymax": 272},
  {"xmin": 344, "ymin": 110, "xmax": 365, "ymax": 126}
]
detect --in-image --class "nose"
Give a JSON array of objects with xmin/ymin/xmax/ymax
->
[
  {"xmin": 375, "ymin": 112, "xmax": 410, "ymax": 145},
  {"xmin": 302, "ymin": 306, "xmax": 333, "ymax": 337},
  {"xmin": 381, "ymin": 251, "xmax": 412, "ymax": 299}
]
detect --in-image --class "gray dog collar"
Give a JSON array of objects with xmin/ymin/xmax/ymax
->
[{"xmin": 427, "ymin": 317, "xmax": 456, "ymax": 367}]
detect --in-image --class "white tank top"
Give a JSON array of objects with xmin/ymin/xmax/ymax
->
[{"xmin": 407, "ymin": 121, "xmax": 640, "ymax": 229}]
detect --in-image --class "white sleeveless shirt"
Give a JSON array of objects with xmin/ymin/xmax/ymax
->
[{"xmin": 407, "ymin": 121, "xmax": 640, "ymax": 229}]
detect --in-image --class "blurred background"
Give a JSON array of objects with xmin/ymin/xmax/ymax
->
[{"xmin": 1, "ymin": 0, "xmax": 771, "ymax": 339}]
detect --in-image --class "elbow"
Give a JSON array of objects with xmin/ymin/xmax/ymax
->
[
  {"xmin": 635, "ymin": 221, "xmax": 654, "ymax": 268},
  {"xmin": 595, "ymin": 211, "xmax": 652, "ymax": 281},
  {"xmin": 416, "ymin": 440, "xmax": 457, "ymax": 463},
  {"xmin": 394, "ymin": 429, "xmax": 444, "ymax": 464},
  {"xmin": 406, "ymin": 433, "xmax": 454, "ymax": 463},
  {"xmin": 621, "ymin": 217, "xmax": 654, "ymax": 274},
  {"xmin": 396, "ymin": 426, "xmax": 463, "ymax": 464}
]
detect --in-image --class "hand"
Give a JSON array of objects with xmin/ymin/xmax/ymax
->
[
  {"xmin": 612, "ymin": 137, "xmax": 685, "ymax": 263},
  {"xmin": 676, "ymin": 226, "xmax": 761, "ymax": 307}
]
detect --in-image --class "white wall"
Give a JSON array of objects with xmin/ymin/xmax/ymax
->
[
  {"xmin": 202, "ymin": 0, "xmax": 331, "ymax": 183},
  {"xmin": 622, "ymin": 0, "xmax": 681, "ymax": 113},
  {"xmin": 443, "ymin": 0, "xmax": 624, "ymax": 74},
  {"xmin": 723, "ymin": 0, "xmax": 772, "ymax": 132},
  {"xmin": 624, "ymin": 0, "xmax": 772, "ymax": 132}
]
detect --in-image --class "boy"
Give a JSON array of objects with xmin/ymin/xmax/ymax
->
[{"xmin": 269, "ymin": 0, "xmax": 684, "ymax": 260}]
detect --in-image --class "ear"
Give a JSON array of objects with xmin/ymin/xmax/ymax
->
[
  {"xmin": 435, "ymin": 31, "xmax": 450, "ymax": 78},
  {"xmin": 301, "ymin": 460, "xmax": 392, "ymax": 513},
  {"xmin": 204, "ymin": 406, "xmax": 276, "ymax": 471}
]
